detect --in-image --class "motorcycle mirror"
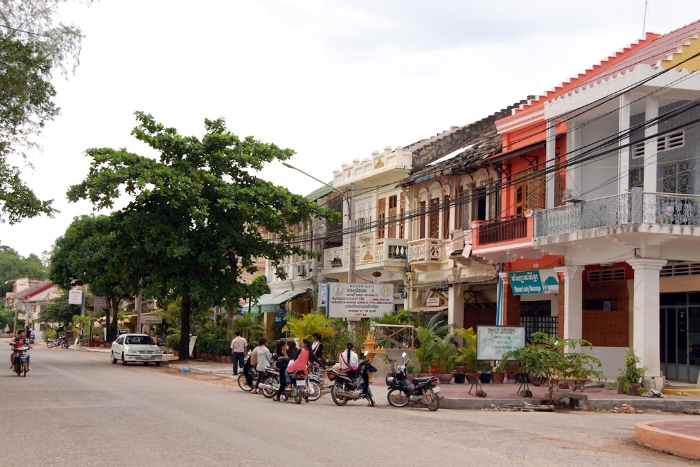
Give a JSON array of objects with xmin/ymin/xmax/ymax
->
[
  {"xmin": 363, "ymin": 350, "xmax": 369, "ymax": 357},
  {"xmin": 401, "ymin": 352, "xmax": 406, "ymax": 358}
]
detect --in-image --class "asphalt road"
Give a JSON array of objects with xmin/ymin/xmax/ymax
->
[{"xmin": 0, "ymin": 340, "xmax": 697, "ymax": 467}]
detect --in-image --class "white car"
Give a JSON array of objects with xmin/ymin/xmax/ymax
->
[{"xmin": 111, "ymin": 333, "xmax": 163, "ymax": 366}]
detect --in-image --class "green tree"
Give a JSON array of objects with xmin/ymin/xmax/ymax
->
[
  {"xmin": 0, "ymin": 245, "xmax": 47, "ymax": 295},
  {"xmin": 49, "ymin": 214, "xmax": 137, "ymax": 342},
  {"xmin": 0, "ymin": 0, "xmax": 92, "ymax": 223},
  {"xmin": 501, "ymin": 332, "xmax": 605, "ymax": 403},
  {"xmin": 37, "ymin": 291, "xmax": 78, "ymax": 325},
  {"xmin": 68, "ymin": 112, "xmax": 333, "ymax": 359}
]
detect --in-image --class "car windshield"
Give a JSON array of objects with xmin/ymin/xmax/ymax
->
[{"xmin": 125, "ymin": 336, "xmax": 154, "ymax": 345}]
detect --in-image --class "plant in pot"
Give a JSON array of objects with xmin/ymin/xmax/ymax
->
[
  {"xmin": 433, "ymin": 333, "xmax": 458, "ymax": 384},
  {"xmin": 621, "ymin": 349, "xmax": 647, "ymax": 396},
  {"xmin": 492, "ymin": 359, "xmax": 507, "ymax": 384},
  {"xmin": 166, "ymin": 333, "xmax": 180, "ymax": 357},
  {"xmin": 453, "ymin": 327, "xmax": 478, "ymax": 384},
  {"xmin": 415, "ymin": 319, "xmax": 446, "ymax": 376},
  {"xmin": 501, "ymin": 332, "xmax": 605, "ymax": 404}
]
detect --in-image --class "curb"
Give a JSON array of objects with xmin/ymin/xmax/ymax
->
[{"xmin": 636, "ymin": 420, "xmax": 700, "ymax": 460}]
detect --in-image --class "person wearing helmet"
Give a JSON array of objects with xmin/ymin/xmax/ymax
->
[{"xmin": 338, "ymin": 342, "xmax": 358, "ymax": 379}]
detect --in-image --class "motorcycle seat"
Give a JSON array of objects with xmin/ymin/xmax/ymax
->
[{"xmin": 412, "ymin": 376, "xmax": 433, "ymax": 384}]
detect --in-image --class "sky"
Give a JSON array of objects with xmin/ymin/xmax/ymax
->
[{"xmin": 3, "ymin": 0, "xmax": 700, "ymax": 258}]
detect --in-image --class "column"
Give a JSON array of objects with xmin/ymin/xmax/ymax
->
[
  {"xmin": 546, "ymin": 119, "xmax": 556, "ymax": 209},
  {"xmin": 618, "ymin": 93, "xmax": 631, "ymax": 193},
  {"xmin": 554, "ymin": 265, "xmax": 583, "ymax": 341},
  {"xmin": 627, "ymin": 258, "xmax": 666, "ymax": 377},
  {"xmin": 644, "ymin": 96, "xmax": 659, "ymax": 193},
  {"xmin": 448, "ymin": 283, "xmax": 464, "ymax": 329}
]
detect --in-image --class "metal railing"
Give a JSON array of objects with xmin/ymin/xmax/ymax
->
[
  {"xmin": 407, "ymin": 238, "xmax": 444, "ymax": 263},
  {"xmin": 534, "ymin": 190, "xmax": 700, "ymax": 237},
  {"xmin": 323, "ymin": 238, "xmax": 408, "ymax": 269},
  {"xmin": 478, "ymin": 216, "xmax": 528, "ymax": 245}
]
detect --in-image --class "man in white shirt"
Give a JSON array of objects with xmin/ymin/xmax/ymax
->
[
  {"xmin": 253, "ymin": 337, "xmax": 272, "ymax": 394},
  {"xmin": 230, "ymin": 331, "xmax": 247, "ymax": 375}
]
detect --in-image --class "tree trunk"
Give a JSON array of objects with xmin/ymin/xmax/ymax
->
[
  {"xmin": 179, "ymin": 289, "xmax": 191, "ymax": 361},
  {"xmin": 109, "ymin": 297, "xmax": 119, "ymax": 343},
  {"xmin": 104, "ymin": 301, "xmax": 111, "ymax": 341}
]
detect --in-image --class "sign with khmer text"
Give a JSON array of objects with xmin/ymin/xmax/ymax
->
[
  {"xmin": 328, "ymin": 283, "xmax": 394, "ymax": 319},
  {"xmin": 508, "ymin": 269, "xmax": 559, "ymax": 295},
  {"xmin": 477, "ymin": 325, "xmax": 525, "ymax": 360}
]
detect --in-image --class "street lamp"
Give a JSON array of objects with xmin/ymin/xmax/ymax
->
[{"xmin": 282, "ymin": 162, "xmax": 356, "ymax": 284}]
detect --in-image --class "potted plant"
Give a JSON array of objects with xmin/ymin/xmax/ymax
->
[
  {"xmin": 621, "ymin": 349, "xmax": 647, "ymax": 396},
  {"xmin": 415, "ymin": 314, "xmax": 451, "ymax": 376},
  {"xmin": 492, "ymin": 360, "xmax": 507, "ymax": 384},
  {"xmin": 433, "ymin": 333, "xmax": 458, "ymax": 384},
  {"xmin": 454, "ymin": 327, "xmax": 478, "ymax": 383},
  {"xmin": 166, "ymin": 334, "xmax": 180, "ymax": 357},
  {"xmin": 478, "ymin": 361, "xmax": 492, "ymax": 383}
]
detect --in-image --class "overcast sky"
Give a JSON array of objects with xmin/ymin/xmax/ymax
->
[{"xmin": 3, "ymin": 0, "xmax": 700, "ymax": 258}]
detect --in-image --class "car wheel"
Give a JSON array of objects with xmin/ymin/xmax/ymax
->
[
  {"xmin": 155, "ymin": 362, "xmax": 161, "ymax": 367},
  {"xmin": 143, "ymin": 362, "xmax": 149, "ymax": 365},
  {"xmin": 121, "ymin": 353, "xmax": 127, "ymax": 366},
  {"xmin": 111, "ymin": 352, "xmax": 117, "ymax": 364}
]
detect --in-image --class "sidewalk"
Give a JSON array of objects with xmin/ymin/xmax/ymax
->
[{"xmin": 166, "ymin": 359, "xmax": 700, "ymax": 412}]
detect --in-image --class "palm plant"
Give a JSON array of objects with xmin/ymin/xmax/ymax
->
[
  {"xmin": 414, "ymin": 313, "xmax": 452, "ymax": 372},
  {"xmin": 231, "ymin": 313, "xmax": 264, "ymax": 344},
  {"xmin": 453, "ymin": 327, "xmax": 477, "ymax": 373},
  {"xmin": 283, "ymin": 312, "xmax": 337, "ymax": 341}
]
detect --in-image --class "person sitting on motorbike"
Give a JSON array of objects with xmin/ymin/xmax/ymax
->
[
  {"xmin": 9, "ymin": 329, "xmax": 31, "ymax": 371},
  {"xmin": 338, "ymin": 341, "xmax": 359, "ymax": 380},
  {"xmin": 272, "ymin": 339, "xmax": 291, "ymax": 402},
  {"xmin": 286, "ymin": 339, "xmax": 326, "ymax": 377}
]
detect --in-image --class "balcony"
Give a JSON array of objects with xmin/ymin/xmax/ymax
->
[
  {"xmin": 534, "ymin": 190, "xmax": 700, "ymax": 238},
  {"xmin": 470, "ymin": 214, "xmax": 537, "ymax": 263},
  {"xmin": 323, "ymin": 238, "xmax": 408, "ymax": 270},
  {"xmin": 408, "ymin": 238, "xmax": 446, "ymax": 264}
]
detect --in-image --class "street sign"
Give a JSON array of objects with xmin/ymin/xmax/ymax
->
[
  {"xmin": 93, "ymin": 296, "xmax": 108, "ymax": 308},
  {"xmin": 328, "ymin": 283, "xmax": 394, "ymax": 319},
  {"xmin": 476, "ymin": 325, "xmax": 526, "ymax": 360},
  {"xmin": 68, "ymin": 289, "xmax": 83, "ymax": 305},
  {"xmin": 141, "ymin": 316, "xmax": 162, "ymax": 324}
]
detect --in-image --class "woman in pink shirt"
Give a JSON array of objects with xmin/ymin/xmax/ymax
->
[{"xmin": 286, "ymin": 339, "xmax": 325, "ymax": 376}]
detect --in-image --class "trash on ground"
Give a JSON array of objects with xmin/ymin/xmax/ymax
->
[
  {"xmin": 681, "ymin": 409, "xmax": 700, "ymax": 415},
  {"xmin": 180, "ymin": 367, "xmax": 190, "ymax": 372},
  {"xmin": 611, "ymin": 404, "xmax": 644, "ymax": 414}
]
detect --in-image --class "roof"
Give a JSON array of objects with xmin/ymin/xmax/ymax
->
[
  {"xmin": 398, "ymin": 100, "xmax": 533, "ymax": 186},
  {"xmin": 5, "ymin": 280, "xmax": 54, "ymax": 302},
  {"xmin": 305, "ymin": 183, "xmax": 333, "ymax": 202},
  {"xmin": 254, "ymin": 289, "xmax": 308, "ymax": 312}
]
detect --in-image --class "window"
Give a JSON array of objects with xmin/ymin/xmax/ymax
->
[
  {"xmin": 629, "ymin": 167, "xmax": 644, "ymax": 188},
  {"xmin": 630, "ymin": 130, "xmax": 684, "ymax": 159},
  {"xmin": 429, "ymin": 198, "xmax": 439, "ymax": 238},
  {"xmin": 659, "ymin": 160, "xmax": 690, "ymax": 194},
  {"xmin": 455, "ymin": 186, "xmax": 469, "ymax": 229},
  {"xmin": 419, "ymin": 201, "xmax": 426, "ymax": 239},
  {"xmin": 442, "ymin": 195, "xmax": 450, "ymax": 239},
  {"xmin": 583, "ymin": 298, "xmax": 618, "ymax": 311},
  {"xmin": 377, "ymin": 198, "xmax": 386, "ymax": 239},
  {"xmin": 387, "ymin": 195, "xmax": 397, "ymax": 238},
  {"xmin": 472, "ymin": 187, "xmax": 487, "ymax": 221}
]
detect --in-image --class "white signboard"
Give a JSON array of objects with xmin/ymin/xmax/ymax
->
[
  {"xmin": 318, "ymin": 283, "xmax": 329, "ymax": 307},
  {"xmin": 68, "ymin": 289, "xmax": 83, "ymax": 305},
  {"xmin": 141, "ymin": 316, "xmax": 163, "ymax": 324},
  {"xmin": 477, "ymin": 325, "xmax": 526, "ymax": 360},
  {"xmin": 328, "ymin": 283, "xmax": 394, "ymax": 319},
  {"xmin": 425, "ymin": 297, "xmax": 441, "ymax": 307}
]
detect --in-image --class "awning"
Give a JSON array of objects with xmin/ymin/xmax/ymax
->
[
  {"xmin": 255, "ymin": 290, "xmax": 308, "ymax": 313},
  {"xmin": 410, "ymin": 306, "xmax": 448, "ymax": 313}
]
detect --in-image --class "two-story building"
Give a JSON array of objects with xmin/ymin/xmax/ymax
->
[{"xmin": 471, "ymin": 20, "xmax": 700, "ymax": 382}]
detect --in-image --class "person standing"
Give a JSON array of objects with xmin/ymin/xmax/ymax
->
[
  {"xmin": 311, "ymin": 332, "xmax": 323, "ymax": 363},
  {"xmin": 230, "ymin": 331, "xmax": 246, "ymax": 375},
  {"xmin": 253, "ymin": 337, "xmax": 272, "ymax": 395}
]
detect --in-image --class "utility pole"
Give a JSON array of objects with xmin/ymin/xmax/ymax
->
[
  {"xmin": 348, "ymin": 183, "xmax": 356, "ymax": 284},
  {"xmin": 135, "ymin": 292, "xmax": 142, "ymax": 334}
]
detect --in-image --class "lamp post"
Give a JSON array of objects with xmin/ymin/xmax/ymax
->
[{"xmin": 282, "ymin": 162, "xmax": 356, "ymax": 284}]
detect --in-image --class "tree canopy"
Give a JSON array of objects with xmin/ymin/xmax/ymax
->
[
  {"xmin": 0, "ymin": 244, "xmax": 47, "ymax": 296},
  {"xmin": 68, "ymin": 112, "xmax": 333, "ymax": 358},
  {"xmin": 38, "ymin": 291, "xmax": 78, "ymax": 325}
]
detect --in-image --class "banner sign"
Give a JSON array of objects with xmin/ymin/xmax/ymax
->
[
  {"xmin": 477, "ymin": 325, "xmax": 526, "ymax": 360},
  {"xmin": 68, "ymin": 289, "xmax": 83, "ymax": 305},
  {"xmin": 508, "ymin": 269, "xmax": 559, "ymax": 295},
  {"xmin": 319, "ymin": 283, "xmax": 329, "ymax": 307},
  {"xmin": 328, "ymin": 283, "xmax": 394, "ymax": 319}
]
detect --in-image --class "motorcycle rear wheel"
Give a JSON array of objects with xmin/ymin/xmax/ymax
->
[
  {"xmin": 294, "ymin": 387, "xmax": 302, "ymax": 404},
  {"xmin": 47, "ymin": 341, "xmax": 54, "ymax": 348},
  {"xmin": 528, "ymin": 370, "xmax": 545, "ymax": 386},
  {"xmin": 62, "ymin": 342, "xmax": 68, "ymax": 349},
  {"xmin": 21, "ymin": 361, "xmax": 28, "ymax": 377},
  {"xmin": 237, "ymin": 374, "xmax": 253, "ymax": 392},
  {"xmin": 307, "ymin": 381, "xmax": 322, "ymax": 401},
  {"xmin": 330, "ymin": 383, "xmax": 348, "ymax": 406},
  {"xmin": 14, "ymin": 361, "xmax": 21, "ymax": 376},
  {"xmin": 422, "ymin": 388, "xmax": 439, "ymax": 411},
  {"xmin": 387, "ymin": 388, "xmax": 409, "ymax": 407},
  {"xmin": 261, "ymin": 375, "xmax": 278, "ymax": 398}
]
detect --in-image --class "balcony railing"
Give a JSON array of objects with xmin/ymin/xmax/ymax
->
[
  {"xmin": 476, "ymin": 216, "xmax": 529, "ymax": 245},
  {"xmin": 323, "ymin": 238, "xmax": 408, "ymax": 269},
  {"xmin": 534, "ymin": 190, "xmax": 700, "ymax": 238},
  {"xmin": 408, "ymin": 238, "xmax": 445, "ymax": 264}
]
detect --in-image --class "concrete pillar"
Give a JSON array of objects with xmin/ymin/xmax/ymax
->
[
  {"xmin": 627, "ymin": 258, "xmax": 666, "ymax": 377},
  {"xmin": 546, "ymin": 119, "xmax": 556, "ymax": 209},
  {"xmin": 618, "ymin": 93, "xmax": 631, "ymax": 193},
  {"xmin": 644, "ymin": 96, "xmax": 659, "ymax": 193},
  {"xmin": 448, "ymin": 283, "xmax": 464, "ymax": 329},
  {"xmin": 554, "ymin": 265, "xmax": 583, "ymax": 341},
  {"xmin": 501, "ymin": 274, "xmax": 520, "ymax": 326}
]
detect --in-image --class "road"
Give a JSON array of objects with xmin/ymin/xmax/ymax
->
[{"xmin": 0, "ymin": 341, "xmax": 696, "ymax": 467}]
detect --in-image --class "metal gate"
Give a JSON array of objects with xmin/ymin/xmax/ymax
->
[{"xmin": 660, "ymin": 292, "xmax": 700, "ymax": 383}]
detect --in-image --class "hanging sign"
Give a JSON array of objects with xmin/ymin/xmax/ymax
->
[
  {"xmin": 328, "ymin": 283, "xmax": 394, "ymax": 319},
  {"xmin": 68, "ymin": 289, "xmax": 83, "ymax": 305},
  {"xmin": 508, "ymin": 269, "xmax": 559, "ymax": 295},
  {"xmin": 477, "ymin": 325, "xmax": 526, "ymax": 360}
]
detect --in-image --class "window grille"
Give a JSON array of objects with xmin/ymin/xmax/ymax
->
[
  {"xmin": 520, "ymin": 316, "xmax": 559, "ymax": 343},
  {"xmin": 630, "ymin": 130, "xmax": 684, "ymax": 158},
  {"xmin": 588, "ymin": 268, "xmax": 625, "ymax": 282}
]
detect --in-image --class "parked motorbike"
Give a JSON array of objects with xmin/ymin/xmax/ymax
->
[
  {"xmin": 386, "ymin": 352, "xmax": 441, "ymax": 411},
  {"xmin": 327, "ymin": 352, "xmax": 377, "ymax": 407},
  {"xmin": 47, "ymin": 334, "xmax": 68, "ymax": 349},
  {"xmin": 237, "ymin": 353, "xmax": 259, "ymax": 392},
  {"xmin": 257, "ymin": 367, "xmax": 306, "ymax": 404},
  {"xmin": 11, "ymin": 345, "xmax": 29, "ymax": 377}
]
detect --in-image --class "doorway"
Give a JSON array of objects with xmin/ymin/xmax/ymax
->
[{"xmin": 660, "ymin": 292, "xmax": 700, "ymax": 383}]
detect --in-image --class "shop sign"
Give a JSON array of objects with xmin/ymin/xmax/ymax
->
[
  {"xmin": 425, "ymin": 297, "xmax": 441, "ymax": 307},
  {"xmin": 141, "ymin": 316, "xmax": 162, "ymax": 324},
  {"xmin": 508, "ymin": 269, "xmax": 559, "ymax": 295},
  {"xmin": 477, "ymin": 325, "xmax": 526, "ymax": 360},
  {"xmin": 328, "ymin": 283, "xmax": 394, "ymax": 319},
  {"xmin": 68, "ymin": 289, "xmax": 83, "ymax": 305}
]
